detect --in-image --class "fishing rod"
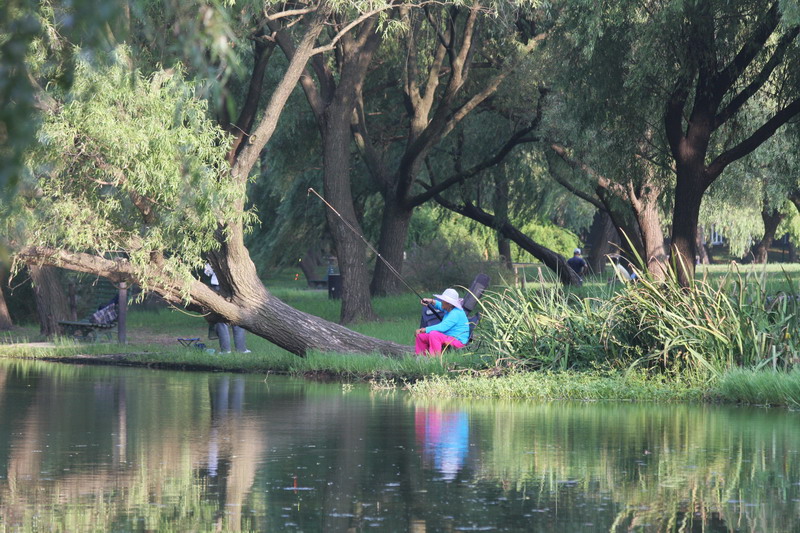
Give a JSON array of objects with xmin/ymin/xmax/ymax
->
[{"xmin": 307, "ymin": 187, "xmax": 442, "ymax": 319}]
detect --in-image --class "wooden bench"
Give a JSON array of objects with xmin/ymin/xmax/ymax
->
[
  {"xmin": 59, "ymin": 291, "xmax": 119, "ymax": 342},
  {"xmin": 59, "ymin": 319, "xmax": 117, "ymax": 342},
  {"xmin": 308, "ymin": 279, "xmax": 328, "ymax": 289}
]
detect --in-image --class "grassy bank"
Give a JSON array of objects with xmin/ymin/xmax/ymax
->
[
  {"xmin": 408, "ymin": 369, "xmax": 706, "ymax": 402},
  {"xmin": 2, "ymin": 263, "xmax": 800, "ymax": 406}
]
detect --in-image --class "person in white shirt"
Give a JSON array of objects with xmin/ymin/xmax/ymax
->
[{"xmin": 204, "ymin": 263, "xmax": 250, "ymax": 354}]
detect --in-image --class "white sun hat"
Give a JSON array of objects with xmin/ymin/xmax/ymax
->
[{"xmin": 434, "ymin": 288, "xmax": 463, "ymax": 309}]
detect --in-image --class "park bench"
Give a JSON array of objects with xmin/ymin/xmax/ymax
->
[
  {"xmin": 59, "ymin": 306, "xmax": 117, "ymax": 342},
  {"xmin": 308, "ymin": 279, "xmax": 328, "ymax": 289},
  {"xmin": 58, "ymin": 281, "xmax": 120, "ymax": 342}
]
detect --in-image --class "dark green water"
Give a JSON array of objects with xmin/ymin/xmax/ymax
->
[{"xmin": 0, "ymin": 359, "xmax": 799, "ymax": 532}]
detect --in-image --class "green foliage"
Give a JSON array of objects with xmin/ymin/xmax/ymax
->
[
  {"xmin": 603, "ymin": 268, "xmax": 800, "ymax": 376},
  {"xmin": 22, "ymin": 49, "xmax": 243, "ymax": 290},
  {"xmin": 714, "ymin": 368, "xmax": 800, "ymax": 406},
  {"xmin": 515, "ymin": 218, "xmax": 580, "ymax": 259},
  {"xmin": 403, "ymin": 212, "xmax": 514, "ymax": 291},
  {"xmin": 474, "ymin": 284, "xmax": 607, "ymax": 370},
  {"xmin": 409, "ymin": 369, "xmax": 703, "ymax": 401},
  {"xmin": 473, "ymin": 264, "xmax": 800, "ymax": 377},
  {"xmin": 1, "ymin": 0, "xmax": 125, "ymax": 195}
]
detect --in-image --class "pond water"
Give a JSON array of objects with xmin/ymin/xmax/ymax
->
[{"xmin": 0, "ymin": 359, "xmax": 799, "ymax": 532}]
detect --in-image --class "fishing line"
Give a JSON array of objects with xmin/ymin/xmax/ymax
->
[{"xmin": 307, "ymin": 187, "xmax": 442, "ymax": 319}]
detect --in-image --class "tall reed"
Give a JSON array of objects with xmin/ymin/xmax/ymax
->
[
  {"xmin": 474, "ymin": 285, "xmax": 606, "ymax": 370},
  {"xmin": 474, "ymin": 264, "xmax": 800, "ymax": 377},
  {"xmin": 602, "ymin": 266, "xmax": 800, "ymax": 376}
]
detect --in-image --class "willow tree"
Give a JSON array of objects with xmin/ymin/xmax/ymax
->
[
  {"xmin": 550, "ymin": 0, "xmax": 800, "ymax": 285},
  {"xmin": 12, "ymin": 0, "xmax": 412, "ymax": 357},
  {"xmin": 699, "ymin": 124, "xmax": 800, "ymax": 263},
  {"xmin": 343, "ymin": 2, "xmax": 574, "ymax": 293}
]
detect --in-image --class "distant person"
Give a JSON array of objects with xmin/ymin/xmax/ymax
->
[
  {"xmin": 567, "ymin": 248, "xmax": 587, "ymax": 277},
  {"xmin": 204, "ymin": 263, "xmax": 251, "ymax": 354},
  {"xmin": 415, "ymin": 288, "xmax": 470, "ymax": 356}
]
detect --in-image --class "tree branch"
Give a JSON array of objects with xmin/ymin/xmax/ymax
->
[
  {"xmin": 544, "ymin": 147, "xmax": 605, "ymax": 210},
  {"xmin": 232, "ymin": 0, "xmax": 333, "ymax": 183},
  {"xmin": 409, "ymin": 123, "xmax": 539, "ymax": 207},
  {"xmin": 433, "ymin": 198, "xmax": 581, "ymax": 285},
  {"xmin": 713, "ymin": 24, "xmax": 800, "ymax": 130},
  {"xmin": 311, "ymin": 5, "xmax": 394, "ymax": 55},
  {"xmin": 710, "ymin": 2, "xmax": 782, "ymax": 102},
  {"xmin": 706, "ymin": 97, "xmax": 800, "ymax": 183}
]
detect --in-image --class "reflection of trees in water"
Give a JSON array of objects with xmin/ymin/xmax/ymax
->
[
  {"xmin": 2, "ymin": 364, "xmax": 798, "ymax": 532},
  {"xmin": 0, "ymin": 365, "xmax": 269, "ymax": 532},
  {"xmin": 467, "ymin": 402, "xmax": 800, "ymax": 532}
]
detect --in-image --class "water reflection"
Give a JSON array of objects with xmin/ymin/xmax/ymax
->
[
  {"xmin": 414, "ymin": 406, "xmax": 469, "ymax": 480},
  {"xmin": 0, "ymin": 359, "xmax": 800, "ymax": 532}
]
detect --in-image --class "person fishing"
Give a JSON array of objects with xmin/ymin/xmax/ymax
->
[
  {"xmin": 415, "ymin": 288, "xmax": 470, "ymax": 356},
  {"xmin": 308, "ymin": 188, "xmax": 475, "ymax": 356}
]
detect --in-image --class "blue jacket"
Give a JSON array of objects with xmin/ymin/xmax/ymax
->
[{"xmin": 425, "ymin": 301, "xmax": 470, "ymax": 345}]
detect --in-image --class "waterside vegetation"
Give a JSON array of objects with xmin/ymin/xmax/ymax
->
[{"xmin": 2, "ymin": 264, "xmax": 800, "ymax": 406}]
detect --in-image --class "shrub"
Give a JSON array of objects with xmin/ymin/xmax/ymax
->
[
  {"xmin": 601, "ymin": 270, "xmax": 800, "ymax": 376},
  {"xmin": 473, "ymin": 265, "xmax": 800, "ymax": 378},
  {"xmin": 474, "ymin": 284, "xmax": 606, "ymax": 370}
]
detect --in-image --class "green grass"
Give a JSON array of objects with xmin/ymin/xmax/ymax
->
[
  {"xmin": 3, "ymin": 263, "xmax": 800, "ymax": 403},
  {"xmin": 711, "ymin": 368, "xmax": 800, "ymax": 407},
  {"xmin": 408, "ymin": 369, "xmax": 705, "ymax": 402}
]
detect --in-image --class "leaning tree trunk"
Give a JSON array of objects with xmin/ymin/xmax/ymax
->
[
  {"xmin": 453, "ymin": 202, "xmax": 582, "ymax": 285},
  {"xmin": 23, "ymin": 247, "xmax": 411, "ymax": 357},
  {"xmin": 28, "ymin": 265, "xmax": 70, "ymax": 337},
  {"xmin": 748, "ymin": 208, "xmax": 784, "ymax": 264}
]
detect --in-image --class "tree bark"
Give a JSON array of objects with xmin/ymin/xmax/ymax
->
[
  {"xmin": 321, "ymin": 105, "xmax": 375, "ymax": 323},
  {"xmin": 19, "ymin": 247, "xmax": 411, "ymax": 357},
  {"xmin": 298, "ymin": 248, "xmax": 325, "ymax": 287},
  {"xmin": 627, "ymin": 177, "xmax": 669, "ymax": 280},
  {"xmin": 696, "ymin": 225, "xmax": 710, "ymax": 265},
  {"xmin": 747, "ymin": 208, "xmax": 783, "ymax": 263},
  {"xmin": 440, "ymin": 201, "xmax": 583, "ymax": 286},
  {"xmin": 361, "ymin": 5, "xmax": 544, "ymax": 295},
  {"xmin": 663, "ymin": 1, "xmax": 800, "ymax": 285},
  {"xmin": 370, "ymin": 202, "xmax": 412, "ymax": 296},
  {"xmin": 28, "ymin": 265, "xmax": 70, "ymax": 337},
  {"xmin": 669, "ymin": 170, "xmax": 706, "ymax": 285},
  {"xmin": 586, "ymin": 211, "xmax": 619, "ymax": 275},
  {"xmin": 494, "ymin": 171, "xmax": 514, "ymax": 271},
  {"xmin": 547, "ymin": 143, "xmax": 661, "ymax": 273},
  {"xmin": 0, "ymin": 265, "xmax": 12, "ymax": 330},
  {"xmin": 281, "ymin": 14, "xmax": 383, "ymax": 322},
  {"xmin": 321, "ymin": 27, "xmax": 382, "ymax": 323}
]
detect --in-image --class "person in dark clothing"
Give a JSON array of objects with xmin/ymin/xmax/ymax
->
[{"xmin": 567, "ymin": 248, "xmax": 587, "ymax": 277}]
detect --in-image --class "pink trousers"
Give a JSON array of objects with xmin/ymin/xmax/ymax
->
[{"xmin": 415, "ymin": 331, "xmax": 465, "ymax": 356}]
